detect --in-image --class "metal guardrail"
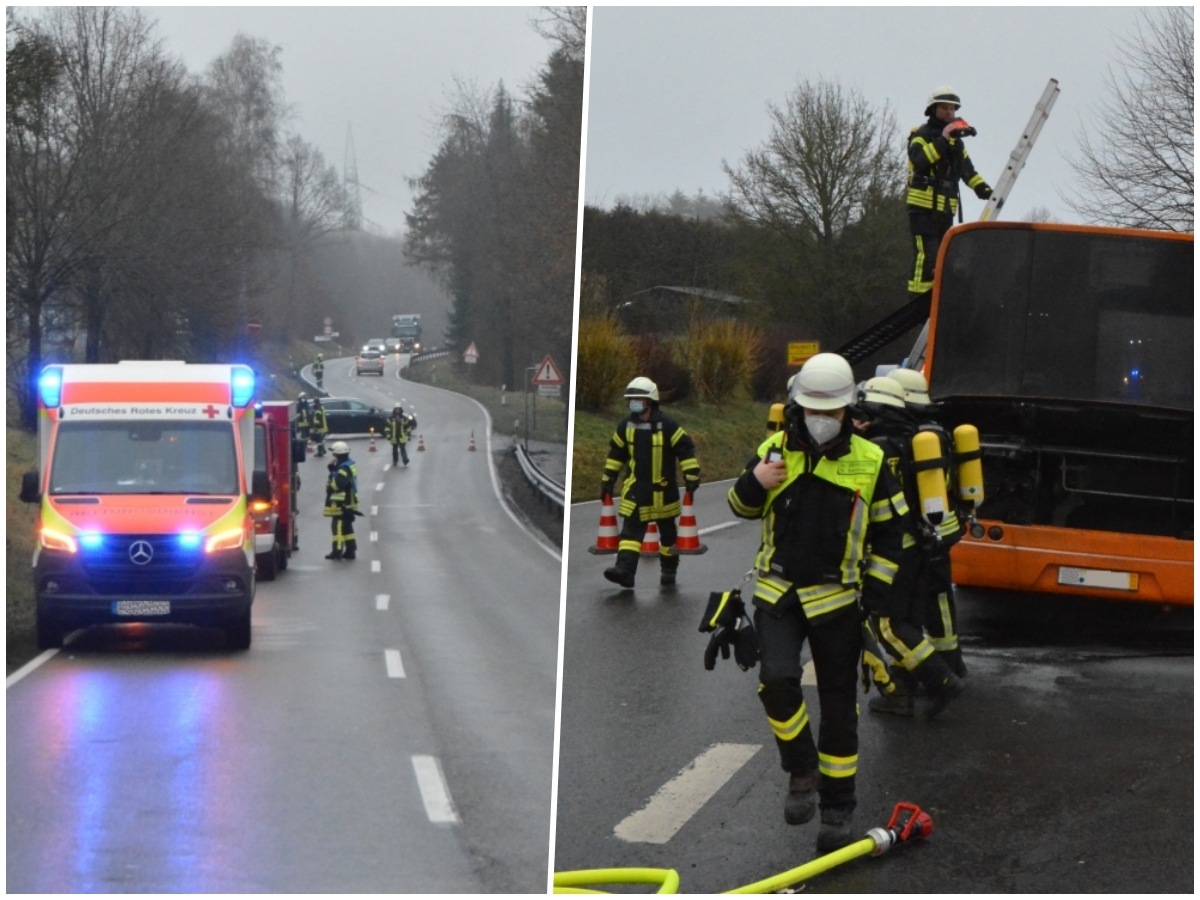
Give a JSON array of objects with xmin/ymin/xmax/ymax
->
[{"xmin": 515, "ymin": 442, "xmax": 565, "ymax": 508}]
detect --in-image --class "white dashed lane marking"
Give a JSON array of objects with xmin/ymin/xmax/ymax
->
[
  {"xmin": 614, "ymin": 743, "xmax": 760, "ymax": 844},
  {"xmin": 375, "ymin": 594, "xmax": 390, "ymax": 611},
  {"xmin": 412, "ymin": 755, "xmax": 460, "ymax": 824},
  {"xmin": 385, "ymin": 649, "xmax": 405, "ymax": 678}
]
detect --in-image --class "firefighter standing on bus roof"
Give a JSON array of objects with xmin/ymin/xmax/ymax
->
[
  {"xmin": 907, "ymin": 86, "xmax": 992, "ymax": 307},
  {"xmin": 323, "ymin": 441, "xmax": 358, "ymax": 560},
  {"xmin": 385, "ymin": 405, "xmax": 416, "ymax": 467},
  {"xmin": 309, "ymin": 396, "xmax": 329, "ymax": 457},
  {"xmin": 854, "ymin": 376, "xmax": 965, "ymax": 718},
  {"xmin": 600, "ymin": 377, "xmax": 700, "ymax": 590},
  {"xmin": 727, "ymin": 353, "xmax": 906, "ymax": 852},
  {"xmin": 890, "ymin": 367, "xmax": 969, "ymax": 678}
]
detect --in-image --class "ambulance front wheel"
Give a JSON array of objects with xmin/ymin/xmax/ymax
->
[{"xmin": 225, "ymin": 606, "xmax": 252, "ymax": 651}]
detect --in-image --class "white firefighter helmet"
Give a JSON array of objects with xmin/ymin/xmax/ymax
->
[
  {"xmin": 889, "ymin": 368, "xmax": 934, "ymax": 408},
  {"xmin": 925, "ymin": 85, "xmax": 961, "ymax": 116},
  {"xmin": 861, "ymin": 376, "xmax": 907, "ymax": 410},
  {"xmin": 329, "ymin": 440, "xmax": 350, "ymax": 456},
  {"xmin": 624, "ymin": 376, "xmax": 659, "ymax": 403},
  {"xmin": 789, "ymin": 353, "xmax": 856, "ymax": 410}
]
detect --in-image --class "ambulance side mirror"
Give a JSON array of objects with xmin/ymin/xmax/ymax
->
[{"xmin": 20, "ymin": 470, "xmax": 40, "ymax": 504}]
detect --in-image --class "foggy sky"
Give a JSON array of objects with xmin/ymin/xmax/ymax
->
[
  {"xmin": 145, "ymin": 6, "xmax": 557, "ymax": 237},
  {"xmin": 584, "ymin": 6, "xmax": 1150, "ymax": 225}
]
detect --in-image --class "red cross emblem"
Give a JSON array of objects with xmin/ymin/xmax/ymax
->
[{"xmin": 201, "ymin": 404, "xmax": 220, "ymax": 419}]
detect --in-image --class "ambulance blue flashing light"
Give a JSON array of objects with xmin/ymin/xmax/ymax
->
[
  {"xmin": 78, "ymin": 532, "xmax": 104, "ymax": 550},
  {"xmin": 38, "ymin": 366, "xmax": 64, "ymax": 408},
  {"xmin": 230, "ymin": 366, "xmax": 255, "ymax": 408},
  {"xmin": 178, "ymin": 532, "xmax": 203, "ymax": 550}
]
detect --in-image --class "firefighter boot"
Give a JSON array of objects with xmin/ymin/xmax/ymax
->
[
  {"xmin": 816, "ymin": 806, "xmax": 856, "ymax": 853},
  {"xmin": 925, "ymin": 671, "xmax": 965, "ymax": 719},
  {"xmin": 783, "ymin": 773, "xmax": 817, "ymax": 825},
  {"xmin": 603, "ymin": 550, "xmax": 638, "ymax": 589},
  {"xmin": 868, "ymin": 677, "xmax": 915, "ymax": 717},
  {"xmin": 659, "ymin": 549, "xmax": 679, "ymax": 587},
  {"xmin": 941, "ymin": 647, "xmax": 968, "ymax": 678},
  {"xmin": 325, "ymin": 543, "xmax": 343, "ymax": 561}
]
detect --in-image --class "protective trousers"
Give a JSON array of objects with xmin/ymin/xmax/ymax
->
[
  {"xmin": 392, "ymin": 439, "xmax": 409, "ymax": 466},
  {"xmin": 755, "ymin": 602, "xmax": 861, "ymax": 812},
  {"xmin": 613, "ymin": 510, "xmax": 678, "ymax": 578},
  {"xmin": 330, "ymin": 511, "xmax": 356, "ymax": 559},
  {"xmin": 922, "ymin": 550, "xmax": 963, "ymax": 670},
  {"xmin": 907, "ymin": 212, "xmax": 954, "ymax": 299},
  {"xmin": 866, "ymin": 550, "xmax": 953, "ymax": 692}
]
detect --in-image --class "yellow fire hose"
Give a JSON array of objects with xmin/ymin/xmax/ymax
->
[{"xmin": 553, "ymin": 802, "xmax": 932, "ymax": 894}]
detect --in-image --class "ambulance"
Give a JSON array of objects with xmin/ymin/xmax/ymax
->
[{"xmin": 20, "ymin": 362, "xmax": 259, "ymax": 649}]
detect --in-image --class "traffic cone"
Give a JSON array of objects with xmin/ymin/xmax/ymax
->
[
  {"xmin": 368, "ymin": 429, "xmax": 378, "ymax": 453},
  {"xmin": 639, "ymin": 521, "xmax": 661, "ymax": 557},
  {"xmin": 417, "ymin": 434, "xmax": 426, "ymax": 452},
  {"xmin": 675, "ymin": 491, "xmax": 708, "ymax": 554},
  {"xmin": 587, "ymin": 492, "xmax": 620, "ymax": 555},
  {"xmin": 468, "ymin": 430, "xmax": 477, "ymax": 452},
  {"xmin": 306, "ymin": 437, "xmax": 314, "ymax": 456}
]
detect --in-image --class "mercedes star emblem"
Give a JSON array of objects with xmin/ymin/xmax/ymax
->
[{"xmin": 128, "ymin": 540, "xmax": 154, "ymax": 566}]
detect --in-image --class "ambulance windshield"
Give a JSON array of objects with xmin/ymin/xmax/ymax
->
[{"xmin": 48, "ymin": 420, "xmax": 240, "ymax": 495}]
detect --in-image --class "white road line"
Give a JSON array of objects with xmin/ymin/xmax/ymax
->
[
  {"xmin": 412, "ymin": 755, "xmax": 460, "ymax": 824},
  {"xmin": 6, "ymin": 649, "xmax": 59, "ymax": 689},
  {"xmin": 370, "ymin": 531, "xmax": 378, "ymax": 542},
  {"xmin": 371, "ymin": 505, "xmax": 379, "ymax": 515},
  {"xmin": 699, "ymin": 520, "xmax": 742, "ymax": 536},
  {"xmin": 375, "ymin": 594, "xmax": 390, "ymax": 611},
  {"xmin": 371, "ymin": 560, "xmax": 381, "ymax": 573},
  {"xmin": 375, "ymin": 482, "xmax": 384, "ymax": 492},
  {"xmin": 385, "ymin": 648, "xmax": 405, "ymax": 678},
  {"xmin": 614, "ymin": 743, "xmax": 760, "ymax": 844}
]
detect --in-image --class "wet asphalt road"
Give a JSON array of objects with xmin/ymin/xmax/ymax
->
[{"xmin": 554, "ymin": 488, "xmax": 1193, "ymax": 893}]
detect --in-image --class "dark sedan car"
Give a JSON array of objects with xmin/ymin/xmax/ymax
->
[{"xmin": 318, "ymin": 398, "xmax": 389, "ymax": 436}]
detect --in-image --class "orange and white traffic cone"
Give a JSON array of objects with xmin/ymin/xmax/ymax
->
[
  {"xmin": 368, "ymin": 429, "xmax": 378, "ymax": 452},
  {"xmin": 639, "ymin": 521, "xmax": 661, "ymax": 557},
  {"xmin": 587, "ymin": 492, "xmax": 620, "ymax": 555},
  {"xmin": 675, "ymin": 491, "xmax": 708, "ymax": 554},
  {"xmin": 306, "ymin": 437, "xmax": 314, "ymax": 456},
  {"xmin": 417, "ymin": 434, "xmax": 426, "ymax": 452},
  {"xmin": 468, "ymin": 430, "xmax": 477, "ymax": 451}
]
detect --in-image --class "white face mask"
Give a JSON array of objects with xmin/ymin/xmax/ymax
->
[
  {"xmin": 628, "ymin": 400, "xmax": 646, "ymax": 415},
  {"xmin": 805, "ymin": 414, "xmax": 842, "ymax": 447}
]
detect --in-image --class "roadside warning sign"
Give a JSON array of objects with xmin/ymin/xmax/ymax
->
[
  {"xmin": 463, "ymin": 341, "xmax": 479, "ymax": 364},
  {"xmin": 531, "ymin": 355, "xmax": 564, "ymax": 386}
]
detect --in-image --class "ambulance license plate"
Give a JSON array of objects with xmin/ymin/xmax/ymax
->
[
  {"xmin": 113, "ymin": 600, "xmax": 171, "ymax": 616},
  {"xmin": 1057, "ymin": 567, "xmax": 1138, "ymax": 591}
]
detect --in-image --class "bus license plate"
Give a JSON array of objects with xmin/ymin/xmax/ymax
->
[
  {"xmin": 113, "ymin": 600, "xmax": 171, "ymax": 616},
  {"xmin": 1057, "ymin": 567, "xmax": 1138, "ymax": 592}
]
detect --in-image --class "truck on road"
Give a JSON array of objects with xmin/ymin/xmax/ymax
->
[
  {"xmin": 391, "ymin": 314, "xmax": 423, "ymax": 354},
  {"xmin": 20, "ymin": 361, "xmax": 260, "ymax": 648}
]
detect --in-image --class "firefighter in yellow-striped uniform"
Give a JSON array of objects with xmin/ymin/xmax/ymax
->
[
  {"xmin": 600, "ymin": 377, "xmax": 700, "ymax": 589},
  {"xmin": 323, "ymin": 441, "xmax": 358, "ymax": 560},
  {"xmin": 907, "ymin": 86, "xmax": 992, "ymax": 305},
  {"xmin": 295, "ymin": 393, "xmax": 312, "ymax": 442},
  {"xmin": 727, "ymin": 353, "xmax": 906, "ymax": 853},
  {"xmin": 309, "ymin": 396, "xmax": 329, "ymax": 457},
  {"xmin": 854, "ymin": 375, "xmax": 964, "ymax": 719},
  {"xmin": 890, "ymin": 367, "xmax": 968, "ymax": 678}
]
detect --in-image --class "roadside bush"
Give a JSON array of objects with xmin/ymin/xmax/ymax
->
[
  {"xmin": 686, "ymin": 319, "xmax": 764, "ymax": 406},
  {"xmin": 575, "ymin": 315, "xmax": 638, "ymax": 411},
  {"xmin": 752, "ymin": 332, "xmax": 798, "ymax": 401},
  {"xmin": 631, "ymin": 333, "xmax": 690, "ymax": 404}
]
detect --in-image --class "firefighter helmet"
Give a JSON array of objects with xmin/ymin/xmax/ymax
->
[
  {"xmin": 925, "ymin": 85, "xmax": 962, "ymax": 116},
  {"xmin": 393, "ymin": 405, "xmax": 403, "ymax": 415},
  {"xmin": 330, "ymin": 441, "xmax": 350, "ymax": 456},
  {"xmin": 298, "ymin": 392, "xmax": 307, "ymax": 400},
  {"xmin": 623, "ymin": 376, "xmax": 660, "ymax": 403},
  {"xmin": 860, "ymin": 376, "xmax": 907, "ymax": 410},
  {"xmin": 889, "ymin": 368, "xmax": 934, "ymax": 408},
  {"xmin": 789, "ymin": 353, "xmax": 856, "ymax": 410}
]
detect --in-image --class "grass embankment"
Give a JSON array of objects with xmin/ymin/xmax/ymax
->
[
  {"xmin": 570, "ymin": 395, "xmax": 771, "ymax": 504},
  {"xmin": 403, "ymin": 355, "xmax": 569, "ymax": 445}
]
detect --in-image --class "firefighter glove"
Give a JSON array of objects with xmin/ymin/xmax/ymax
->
[
  {"xmin": 975, "ymin": 184, "xmax": 993, "ymax": 200},
  {"xmin": 685, "ymin": 477, "xmax": 701, "ymax": 496},
  {"xmin": 703, "ymin": 626, "xmax": 736, "ymax": 671},
  {"xmin": 599, "ymin": 479, "xmax": 613, "ymax": 501},
  {"xmin": 699, "ymin": 589, "xmax": 745, "ymax": 633},
  {"xmin": 733, "ymin": 623, "xmax": 759, "ymax": 671}
]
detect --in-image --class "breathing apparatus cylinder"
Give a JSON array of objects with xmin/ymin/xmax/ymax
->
[
  {"xmin": 953, "ymin": 424, "xmax": 985, "ymax": 511},
  {"xmin": 911, "ymin": 429, "xmax": 949, "ymax": 528},
  {"xmin": 766, "ymin": 403, "xmax": 785, "ymax": 434}
]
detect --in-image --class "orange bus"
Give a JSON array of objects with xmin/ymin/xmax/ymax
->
[{"xmin": 922, "ymin": 222, "xmax": 1192, "ymax": 606}]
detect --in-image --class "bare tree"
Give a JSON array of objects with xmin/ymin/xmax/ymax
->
[
  {"xmin": 723, "ymin": 78, "xmax": 903, "ymax": 247},
  {"xmin": 531, "ymin": 6, "xmax": 586, "ymax": 62},
  {"xmin": 1067, "ymin": 7, "xmax": 1193, "ymax": 230}
]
